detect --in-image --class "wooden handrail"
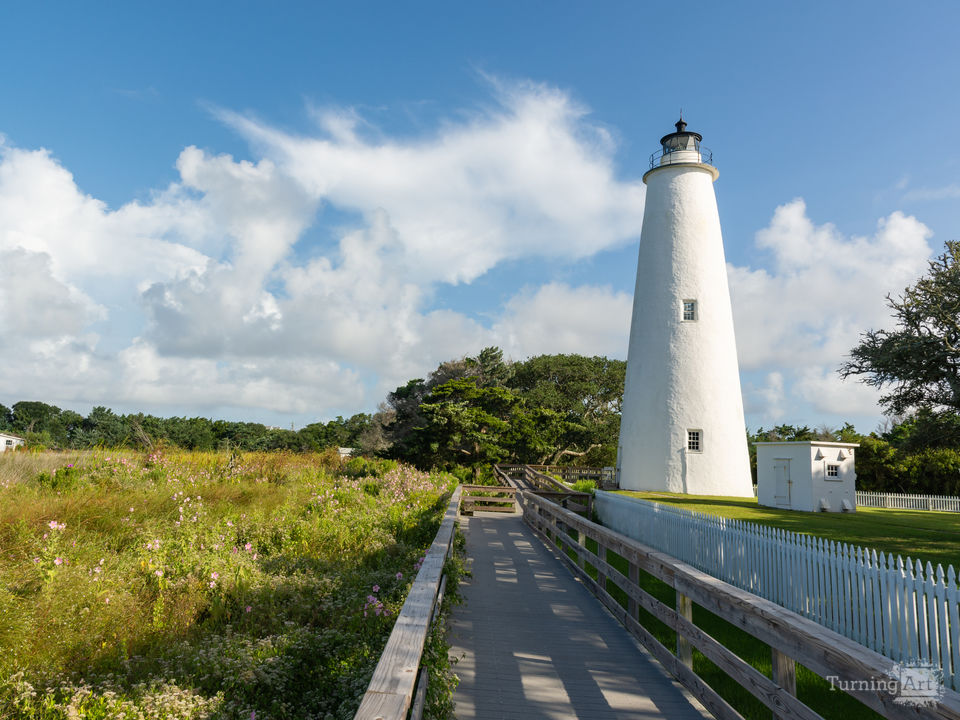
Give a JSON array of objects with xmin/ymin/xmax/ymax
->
[
  {"xmin": 354, "ymin": 485, "xmax": 462, "ymax": 720},
  {"xmin": 517, "ymin": 490, "xmax": 960, "ymax": 720}
]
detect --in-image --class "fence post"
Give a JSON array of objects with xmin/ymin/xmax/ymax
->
[
  {"xmin": 676, "ymin": 591, "xmax": 693, "ymax": 669},
  {"xmin": 771, "ymin": 648, "xmax": 797, "ymax": 719},
  {"xmin": 577, "ymin": 529, "xmax": 586, "ymax": 570},
  {"xmin": 628, "ymin": 561, "xmax": 639, "ymax": 619},
  {"xmin": 597, "ymin": 541, "xmax": 607, "ymax": 592}
]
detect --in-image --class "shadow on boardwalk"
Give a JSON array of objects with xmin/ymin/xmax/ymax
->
[{"xmin": 449, "ymin": 512, "xmax": 709, "ymax": 720}]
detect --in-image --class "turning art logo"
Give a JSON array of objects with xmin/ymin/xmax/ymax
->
[
  {"xmin": 892, "ymin": 662, "xmax": 944, "ymax": 707},
  {"xmin": 826, "ymin": 662, "xmax": 944, "ymax": 707}
]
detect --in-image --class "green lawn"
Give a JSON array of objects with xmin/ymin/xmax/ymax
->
[{"xmin": 615, "ymin": 490, "xmax": 960, "ymax": 571}]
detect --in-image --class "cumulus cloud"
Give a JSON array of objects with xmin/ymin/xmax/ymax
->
[
  {"xmin": 217, "ymin": 78, "xmax": 645, "ymax": 284},
  {"xmin": 494, "ymin": 282, "xmax": 632, "ymax": 359},
  {"xmin": 0, "ymin": 81, "xmax": 646, "ymax": 419},
  {"xmin": 729, "ymin": 199, "xmax": 933, "ymax": 421},
  {"xmin": 0, "ymin": 80, "xmax": 938, "ymax": 428}
]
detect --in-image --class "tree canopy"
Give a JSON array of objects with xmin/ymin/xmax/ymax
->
[{"xmin": 841, "ymin": 240, "xmax": 960, "ymax": 415}]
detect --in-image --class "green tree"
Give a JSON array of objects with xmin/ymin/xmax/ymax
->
[
  {"xmin": 841, "ymin": 240, "xmax": 960, "ymax": 415},
  {"xmin": 508, "ymin": 354, "xmax": 625, "ymax": 465},
  {"xmin": 83, "ymin": 406, "xmax": 127, "ymax": 447}
]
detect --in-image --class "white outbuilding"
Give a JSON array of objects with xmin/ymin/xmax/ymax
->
[
  {"xmin": 0, "ymin": 432, "xmax": 25, "ymax": 452},
  {"xmin": 755, "ymin": 441, "xmax": 858, "ymax": 512}
]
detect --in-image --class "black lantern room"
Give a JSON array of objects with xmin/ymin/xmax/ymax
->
[{"xmin": 659, "ymin": 117, "xmax": 702, "ymax": 155}]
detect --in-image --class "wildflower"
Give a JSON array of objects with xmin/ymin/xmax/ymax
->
[
  {"xmin": 154, "ymin": 569, "xmax": 163, "ymax": 577},
  {"xmin": 54, "ymin": 557, "xmax": 63, "ymax": 566},
  {"xmin": 93, "ymin": 566, "xmax": 101, "ymax": 574},
  {"xmin": 396, "ymin": 572, "xmax": 402, "ymax": 580},
  {"xmin": 99, "ymin": 558, "xmax": 104, "ymax": 565},
  {"xmin": 372, "ymin": 584, "xmax": 380, "ymax": 593},
  {"xmin": 245, "ymin": 605, "xmax": 252, "ymax": 613},
  {"xmin": 209, "ymin": 581, "xmax": 217, "ymax": 589},
  {"xmin": 211, "ymin": 572, "xmax": 219, "ymax": 580},
  {"xmin": 48, "ymin": 520, "xmax": 66, "ymax": 531},
  {"xmin": 129, "ymin": 507, "xmax": 135, "ymax": 513},
  {"xmin": 105, "ymin": 597, "xmax": 110, "ymax": 604},
  {"xmin": 244, "ymin": 542, "xmax": 253, "ymax": 551},
  {"xmin": 32, "ymin": 557, "xmax": 40, "ymax": 563}
]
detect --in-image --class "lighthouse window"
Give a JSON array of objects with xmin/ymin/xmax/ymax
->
[
  {"xmin": 687, "ymin": 430, "xmax": 702, "ymax": 452},
  {"xmin": 826, "ymin": 464, "xmax": 839, "ymax": 478},
  {"xmin": 682, "ymin": 300, "xmax": 697, "ymax": 321}
]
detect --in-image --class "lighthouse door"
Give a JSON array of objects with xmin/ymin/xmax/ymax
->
[{"xmin": 773, "ymin": 459, "xmax": 791, "ymax": 507}]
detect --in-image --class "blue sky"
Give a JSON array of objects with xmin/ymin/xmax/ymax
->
[{"xmin": 1, "ymin": 1, "xmax": 958, "ymax": 433}]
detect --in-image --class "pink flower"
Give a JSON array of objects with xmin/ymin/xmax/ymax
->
[
  {"xmin": 54, "ymin": 557, "xmax": 63, "ymax": 566},
  {"xmin": 396, "ymin": 572, "xmax": 402, "ymax": 580},
  {"xmin": 244, "ymin": 542, "xmax": 252, "ymax": 551},
  {"xmin": 211, "ymin": 572, "xmax": 219, "ymax": 580},
  {"xmin": 372, "ymin": 584, "xmax": 380, "ymax": 593},
  {"xmin": 105, "ymin": 597, "xmax": 110, "ymax": 604},
  {"xmin": 245, "ymin": 605, "xmax": 252, "ymax": 613},
  {"xmin": 155, "ymin": 569, "xmax": 163, "ymax": 577},
  {"xmin": 209, "ymin": 581, "xmax": 217, "ymax": 588}
]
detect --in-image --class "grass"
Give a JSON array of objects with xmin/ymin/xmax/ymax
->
[
  {"xmin": 0, "ymin": 448, "xmax": 458, "ymax": 719},
  {"xmin": 616, "ymin": 490, "xmax": 960, "ymax": 571}
]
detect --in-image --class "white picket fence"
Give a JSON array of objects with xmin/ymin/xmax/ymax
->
[
  {"xmin": 857, "ymin": 490, "xmax": 960, "ymax": 512},
  {"xmin": 595, "ymin": 492, "xmax": 960, "ymax": 691}
]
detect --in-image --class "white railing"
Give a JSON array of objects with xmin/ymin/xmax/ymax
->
[
  {"xmin": 596, "ymin": 491, "xmax": 960, "ymax": 691},
  {"xmin": 857, "ymin": 490, "xmax": 960, "ymax": 512}
]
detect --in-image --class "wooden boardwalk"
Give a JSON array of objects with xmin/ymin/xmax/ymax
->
[{"xmin": 448, "ymin": 511, "xmax": 709, "ymax": 720}]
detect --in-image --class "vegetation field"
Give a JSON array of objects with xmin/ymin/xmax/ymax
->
[
  {"xmin": 0, "ymin": 448, "xmax": 457, "ymax": 719},
  {"xmin": 616, "ymin": 490, "xmax": 960, "ymax": 571}
]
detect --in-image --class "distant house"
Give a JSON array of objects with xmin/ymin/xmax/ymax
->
[{"xmin": 0, "ymin": 432, "xmax": 25, "ymax": 452}]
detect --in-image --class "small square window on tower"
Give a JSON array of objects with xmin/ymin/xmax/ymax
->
[
  {"xmin": 687, "ymin": 429, "xmax": 702, "ymax": 452},
  {"xmin": 682, "ymin": 299, "xmax": 697, "ymax": 321},
  {"xmin": 826, "ymin": 464, "xmax": 839, "ymax": 478}
]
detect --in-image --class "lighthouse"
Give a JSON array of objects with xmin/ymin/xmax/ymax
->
[{"xmin": 616, "ymin": 119, "xmax": 753, "ymax": 497}]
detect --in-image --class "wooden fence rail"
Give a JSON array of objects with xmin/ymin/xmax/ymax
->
[
  {"xmin": 354, "ymin": 486, "xmax": 462, "ymax": 720},
  {"xmin": 519, "ymin": 490, "xmax": 960, "ymax": 720},
  {"xmin": 496, "ymin": 463, "xmax": 594, "ymax": 518},
  {"xmin": 596, "ymin": 491, "xmax": 960, "ymax": 692},
  {"xmin": 461, "ymin": 484, "xmax": 517, "ymax": 513},
  {"xmin": 528, "ymin": 464, "xmax": 618, "ymax": 489}
]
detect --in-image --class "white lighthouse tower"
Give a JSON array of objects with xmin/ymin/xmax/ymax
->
[{"xmin": 617, "ymin": 119, "xmax": 752, "ymax": 497}]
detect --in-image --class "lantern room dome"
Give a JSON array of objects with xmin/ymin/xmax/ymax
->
[{"xmin": 648, "ymin": 117, "xmax": 713, "ymax": 170}]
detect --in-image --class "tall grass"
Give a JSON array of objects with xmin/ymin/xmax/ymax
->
[{"xmin": 0, "ymin": 448, "xmax": 456, "ymax": 719}]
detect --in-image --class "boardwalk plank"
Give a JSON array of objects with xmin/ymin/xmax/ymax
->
[{"xmin": 449, "ymin": 512, "xmax": 709, "ymax": 720}]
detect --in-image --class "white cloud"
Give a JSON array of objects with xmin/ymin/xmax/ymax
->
[
  {"xmin": 0, "ymin": 83, "xmax": 939, "ymax": 430},
  {"xmin": 494, "ymin": 282, "xmax": 632, "ymax": 359},
  {"xmin": 729, "ymin": 199, "xmax": 933, "ymax": 422},
  {"xmin": 0, "ymin": 81, "xmax": 645, "ymax": 420},
  {"xmin": 902, "ymin": 183, "xmax": 960, "ymax": 202},
  {"xmin": 217, "ymin": 78, "xmax": 645, "ymax": 284}
]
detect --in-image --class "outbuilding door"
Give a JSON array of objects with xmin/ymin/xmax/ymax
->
[{"xmin": 773, "ymin": 459, "xmax": 791, "ymax": 507}]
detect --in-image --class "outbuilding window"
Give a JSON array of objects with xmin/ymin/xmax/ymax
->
[
  {"xmin": 687, "ymin": 429, "xmax": 702, "ymax": 452},
  {"xmin": 682, "ymin": 300, "xmax": 697, "ymax": 321},
  {"xmin": 826, "ymin": 464, "xmax": 839, "ymax": 478}
]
